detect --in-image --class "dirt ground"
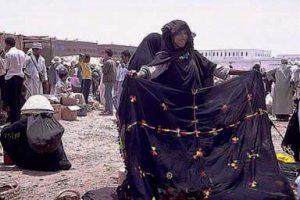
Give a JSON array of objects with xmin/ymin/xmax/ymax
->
[{"xmin": 0, "ymin": 112, "xmax": 289, "ymax": 200}]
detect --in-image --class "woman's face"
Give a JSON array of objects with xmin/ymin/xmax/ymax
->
[{"xmin": 173, "ymin": 30, "xmax": 188, "ymax": 49}]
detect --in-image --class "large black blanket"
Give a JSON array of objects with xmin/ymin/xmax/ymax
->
[{"xmin": 117, "ymin": 71, "xmax": 294, "ymax": 199}]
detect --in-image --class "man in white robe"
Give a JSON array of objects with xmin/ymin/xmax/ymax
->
[
  {"xmin": 267, "ymin": 59, "xmax": 294, "ymax": 121},
  {"xmin": 24, "ymin": 43, "xmax": 47, "ymax": 99}
]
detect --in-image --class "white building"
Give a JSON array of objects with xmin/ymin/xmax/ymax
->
[
  {"xmin": 277, "ymin": 54, "xmax": 300, "ymax": 61},
  {"xmin": 198, "ymin": 49, "xmax": 279, "ymax": 71},
  {"xmin": 198, "ymin": 49, "xmax": 271, "ymax": 61}
]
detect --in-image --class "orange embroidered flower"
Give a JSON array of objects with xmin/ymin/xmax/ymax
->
[
  {"xmin": 151, "ymin": 146, "xmax": 158, "ymax": 156},
  {"xmin": 249, "ymin": 180, "xmax": 257, "ymax": 188},
  {"xmin": 231, "ymin": 136, "xmax": 239, "ymax": 144},
  {"xmin": 129, "ymin": 95, "xmax": 137, "ymax": 103},
  {"xmin": 193, "ymin": 148, "xmax": 204, "ymax": 159}
]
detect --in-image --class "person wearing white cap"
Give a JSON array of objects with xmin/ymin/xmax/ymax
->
[
  {"xmin": 24, "ymin": 42, "xmax": 48, "ymax": 99},
  {"xmin": 48, "ymin": 56, "xmax": 63, "ymax": 94}
]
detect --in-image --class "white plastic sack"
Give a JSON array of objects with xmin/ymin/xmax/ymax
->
[{"xmin": 21, "ymin": 95, "xmax": 54, "ymax": 114}]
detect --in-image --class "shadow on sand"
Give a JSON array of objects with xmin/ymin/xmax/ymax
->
[{"xmin": 82, "ymin": 187, "xmax": 117, "ymax": 200}]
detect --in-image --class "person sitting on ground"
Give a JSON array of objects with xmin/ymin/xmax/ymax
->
[
  {"xmin": 55, "ymin": 70, "xmax": 72, "ymax": 95},
  {"xmin": 0, "ymin": 95, "xmax": 72, "ymax": 171}
]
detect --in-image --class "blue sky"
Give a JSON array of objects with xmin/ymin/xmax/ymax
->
[{"xmin": 0, "ymin": 0, "xmax": 299, "ymax": 55}]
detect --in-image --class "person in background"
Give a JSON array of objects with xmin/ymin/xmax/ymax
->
[
  {"xmin": 4, "ymin": 37, "xmax": 26, "ymax": 123},
  {"xmin": 267, "ymin": 59, "xmax": 294, "ymax": 121},
  {"xmin": 76, "ymin": 53, "xmax": 84, "ymax": 85},
  {"xmin": 48, "ymin": 56, "xmax": 64, "ymax": 94},
  {"xmin": 70, "ymin": 68, "xmax": 81, "ymax": 93},
  {"xmin": 80, "ymin": 54, "xmax": 92, "ymax": 104},
  {"xmin": 0, "ymin": 47, "xmax": 6, "ymax": 107},
  {"xmin": 92, "ymin": 68, "xmax": 101, "ymax": 97},
  {"xmin": 101, "ymin": 49, "xmax": 116, "ymax": 115},
  {"xmin": 115, "ymin": 50, "xmax": 131, "ymax": 109},
  {"xmin": 55, "ymin": 68, "xmax": 72, "ymax": 95},
  {"xmin": 24, "ymin": 42, "xmax": 48, "ymax": 99}
]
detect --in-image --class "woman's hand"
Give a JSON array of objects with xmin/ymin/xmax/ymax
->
[{"xmin": 127, "ymin": 70, "xmax": 138, "ymax": 78}]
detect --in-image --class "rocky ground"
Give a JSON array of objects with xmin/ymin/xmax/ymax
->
[{"xmin": 0, "ymin": 112, "xmax": 289, "ymax": 200}]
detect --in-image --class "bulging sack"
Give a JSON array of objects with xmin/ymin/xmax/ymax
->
[{"xmin": 27, "ymin": 114, "xmax": 64, "ymax": 154}]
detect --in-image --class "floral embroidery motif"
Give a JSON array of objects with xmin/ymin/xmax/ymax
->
[
  {"xmin": 129, "ymin": 95, "xmax": 137, "ymax": 103},
  {"xmin": 166, "ymin": 172, "xmax": 173, "ymax": 180},
  {"xmin": 151, "ymin": 146, "xmax": 158, "ymax": 156},
  {"xmin": 231, "ymin": 136, "xmax": 239, "ymax": 144},
  {"xmin": 194, "ymin": 130, "xmax": 201, "ymax": 137},
  {"xmin": 203, "ymin": 188, "xmax": 212, "ymax": 199},
  {"xmin": 247, "ymin": 150, "xmax": 260, "ymax": 159},
  {"xmin": 249, "ymin": 180, "xmax": 258, "ymax": 188},
  {"xmin": 228, "ymin": 160, "xmax": 239, "ymax": 169},
  {"xmin": 136, "ymin": 166, "xmax": 146, "ymax": 178},
  {"xmin": 211, "ymin": 128, "xmax": 218, "ymax": 136},
  {"xmin": 161, "ymin": 103, "xmax": 168, "ymax": 111},
  {"xmin": 193, "ymin": 148, "xmax": 204, "ymax": 159}
]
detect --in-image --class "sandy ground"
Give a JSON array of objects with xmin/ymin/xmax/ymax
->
[{"xmin": 0, "ymin": 112, "xmax": 289, "ymax": 200}]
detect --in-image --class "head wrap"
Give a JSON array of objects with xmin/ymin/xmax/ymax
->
[
  {"xmin": 161, "ymin": 19, "xmax": 194, "ymax": 53},
  {"xmin": 127, "ymin": 33, "xmax": 162, "ymax": 71}
]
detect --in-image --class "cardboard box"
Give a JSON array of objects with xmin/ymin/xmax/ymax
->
[
  {"xmin": 52, "ymin": 104, "xmax": 62, "ymax": 120},
  {"xmin": 61, "ymin": 106, "xmax": 80, "ymax": 121},
  {"xmin": 61, "ymin": 96, "xmax": 78, "ymax": 106}
]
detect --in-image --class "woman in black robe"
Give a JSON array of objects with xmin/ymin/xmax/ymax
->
[{"xmin": 116, "ymin": 20, "xmax": 294, "ymax": 200}]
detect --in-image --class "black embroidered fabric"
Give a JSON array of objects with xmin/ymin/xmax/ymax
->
[
  {"xmin": 117, "ymin": 71, "xmax": 294, "ymax": 200},
  {"xmin": 282, "ymin": 100, "xmax": 300, "ymax": 162}
]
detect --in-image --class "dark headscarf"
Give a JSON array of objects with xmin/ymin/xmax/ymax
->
[
  {"xmin": 148, "ymin": 20, "xmax": 216, "ymax": 88},
  {"xmin": 127, "ymin": 33, "xmax": 162, "ymax": 71},
  {"xmin": 148, "ymin": 19, "xmax": 194, "ymax": 66},
  {"xmin": 161, "ymin": 19, "xmax": 193, "ymax": 53}
]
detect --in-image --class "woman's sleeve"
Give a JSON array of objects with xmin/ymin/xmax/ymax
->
[
  {"xmin": 139, "ymin": 64, "xmax": 168, "ymax": 79},
  {"xmin": 213, "ymin": 65, "xmax": 230, "ymax": 80}
]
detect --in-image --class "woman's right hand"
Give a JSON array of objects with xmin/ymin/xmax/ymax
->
[{"xmin": 127, "ymin": 70, "xmax": 138, "ymax": 78}]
